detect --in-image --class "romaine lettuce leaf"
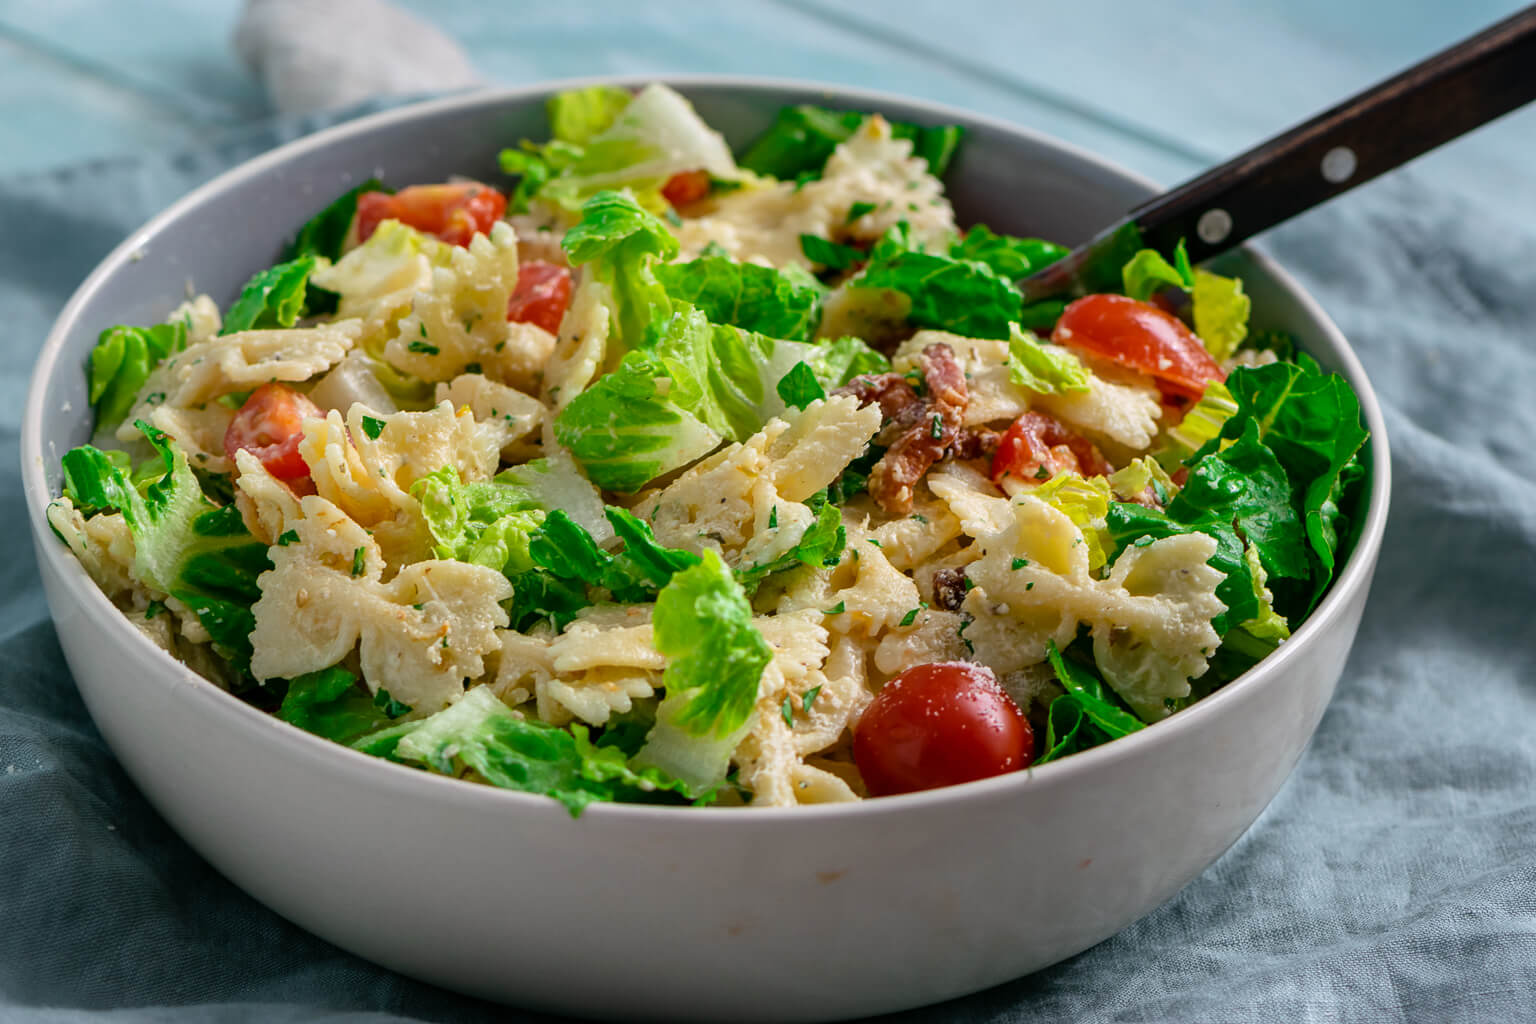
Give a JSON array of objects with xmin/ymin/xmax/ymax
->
[
  {"xmin": 412, "ymin": 466, "xmax": 544, "ymax": 573},
  {"xmin": 1164, "ymin": 379, "xmax": 1238, "ymax": 457},
  {"xmin": 278, "ymin": 666, "xmax": 406, "ymax": 744},
  {"xmin": 524, "ymin": 84, "xmax": 743, "ymax": 213},
  {"xmin": 1121, "ymin": 246, "xmax": 1192, "ymax": 301},
  {"xmin": 86, "ymin": 320, "xmax": 187, "ymax": 431},
  {"xmin": 1038, "ymin": 640, "xmax": 1145, "ymax": 756},
  {"xmin": 1208, "ymin": 357, "xmax": 1369, "ymax": 605},
  {"xmin": 220, "ymin": 255, "xmax": 319, "ymax": 335},
  {"xmin": 655, "ymin": 254, "xmax": 824, "ymax": 341},
  {"xmin": 381, "ymin": 685, "xmax": 694, "ymax": 817},
  {"xmin": 854, "ymin": 225, "xmax": 1020, "ymax": 339},
  {"xmin": 804, "ymin": 335, "xmax": 890, "ymax": 388},
  {"xmin": 561, "ymin": 189, "xmax": 680, "ymax": 350},
  {"xmin": 1032, "ymin": 473, "xmax": 1114, "ymax": 572},
  {"xmin": 547, "ymin": 84, "xmax": 633, "ymax": 144},
  {"xmin": 951, "ymin": 226, "xmax": 1068, "ymax": 280},
  {"xmin": 1191, "ymin": 269, "xmax": 1251, "ymax": 362},
  {"xmin": 57, "ymin": 422, "xmax": 270, "ymax": 671},
  {"xmin": 734, "ymin": 490, "xmax": 846, "ymax": 591},
  {"xmin": 738, "ymin": 104, "xmax": 964, "ymax": 180},
  {"xmin": 634, "ymin": 549, "xmax": 771, "ymax": 795},
  {"xmin": 1169, "ymin": 418, "xmax": 1310, "ymax": 582},
  {"xmin": 1007, "ymin": 323, "xmax": 1091, "ymax": 395}
]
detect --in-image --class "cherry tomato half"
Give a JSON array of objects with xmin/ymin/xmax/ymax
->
[
  {"xmin": 224, "ymin": 383, "xmax": 322, "ymax": 487},
  {"xmin": 1052, "ymin": 293, "xmax": 1225, "ymax": 401},
  {"xmin": 355, "ymin": 183, "xmax": 508, "ymax": 247},
  {"xmin": 853, "ymin": 662, "xmax": 1033, "ymax": 797},
  {"xmin": 991, "ymin": 411, "xmax": 1110, "ymax": 487},
  {"xmin": 506, "ymin": 259, "xmax": 574, "ymax": 335},
  {"xmin": 660, "ymin": 169, "xmax": 712, "ymax": 207}
]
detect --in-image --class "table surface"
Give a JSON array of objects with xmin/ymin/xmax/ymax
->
[{"xmin": 6, "ymin": 3, "xmax": 1536, "ymax": 1022}]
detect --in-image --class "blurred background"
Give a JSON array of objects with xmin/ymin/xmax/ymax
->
[{"xmin": 2, "ymin": 0, "xmax": 1532, "ymax": 211}]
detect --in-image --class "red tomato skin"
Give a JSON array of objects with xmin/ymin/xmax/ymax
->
[
  {"xmin": 991, "ymin": 411, "xmax": 1110, "ymax": 486},
  {"xmin": 661, "ymin": 169, "xmax": 711, "ymax": 207},
  {"xmin": 854, "ymin": 662, "xmax": 1034, "ymax": 797},
  {"xmin": 354, "ymin": 183, "xmax": 508, "ymax": 247},
  {"xmin": 1052, "ymin": 293, "xmax": 1225, "ymax": 400},
  {"xmin": 224, "ymin": 383, "xmax": 322, "ymax": 488},
  {"xmin": 506, "ymin": 260, "xmax": 574, "ymax": 335}
]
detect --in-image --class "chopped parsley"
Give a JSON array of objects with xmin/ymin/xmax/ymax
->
[
  {"xmin": 802, "ymin": 685, "xmax": 822, "ymax": 712},
  {"xmin": 1011, "ymin": 557, "xmax": 1029, "ymax": 570},
  {"xmin": 361, "ymin": 415, "xmax": 387, "ymax": 440},
  {"xmin": 930, "ymin": 414, "xmax": 943, "ymax": 440},
  {"xmin": 846, "ymin": 201, "xmax": 877, "ymax": 223},
  {"xmin": 464, "ymin": 362, "xmax": 482, "ymax": 374},
  {"xmin": 911, "ymin": 513, "xmax": 928, "ymax": 524},
  {"xmin": 372, "ymin": 689, "xmax": 412, "ymax": 719},
  {"xmin": 350, "ymin": 547, "xmax": 366, "ymax": 577},
  {"xmin": 898, "ymin": 603, "xmax": 928, "ymax": 627},
  {"xmin": 768, "ymin": 506, "xmax": 778, "ymax": 529},
  {"xmin": 866, "ymin": 538, "xmax": 882, "ymax": 548},
  {"xmin": 408, "ymin": 340, "xmax": 440, "ymax": 355},
  {"xmin": 1035, "ymin": 464, "xmax": 1051, "ymax": 480},
  {"xmin": 276, "ymin": 529, "xmax": 300, "ymax": 546},
  {"xmin": 823, "ymin": 601, "xmax": 846, "ymax": 615},
  {"xmin": 781, "ymin": 695, "xmax": 795, "ymax": 728}
]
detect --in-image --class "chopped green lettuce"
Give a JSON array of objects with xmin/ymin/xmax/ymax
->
[
  {"xmin": 57, "ymin": 422, "xmax": 270, "ymax": 671},
  {"xmin": 1007, "ymin": 324, "xmax": 1091, "ymax": 395},
  {"xmin": 854, "ymin": 225, "xmax": 1020, "ymax": 339},
  {"xmin": 1164, "ymin": 379, "xmax": 1238, "ymax": 457},
  {"xmin": 220, "ymin": 255, "xmax": 319, "ymax": 335},
  {"xmin": 555, "ymin": 302, "xmax": 830, "ymax": 491},
  {"xmin": 506, "ymin": 84, "xmax": 743, "ymax": 214},
  {"xmin": 1191, "ymin": 269, "xmax": 1251, "ymax": 362},
  {"xmin": 278, "ymin": 666, "xmax": 405, "ymax": 744},
  {"xmin": 734, "ymin": 490, "xmax": 846, "ymax": 590},
  {"xmin": 309, "ymin": 218, "xmax": 450, "ymax": 319},
  {"xmin": 1206, "ymin": 357, "xmax": 1369, "ymax": 607},
  {"xmin": 738, "ymin": 104, "xmax": 963, "ymax": 180},
  {"xmin": 1034, "ymin": 640, "xmax": 1145, "ymax": 764},
  {"xmin": 380, "ymin": 685, "xmax": 694, "ymax": 817},
  {"xmin": 561, "ymin": 189, "xmax": 680, "ymax": 350},
  {"xmin": 634, "ymin": 549, "xmax": 772, "ymax": 796},
  {"xmin": 655, "ymin": 254, "xmax": 825, "ymax": 341},
  {"xmin": 951, "ymin": 226, "xmax": 1068, "ymax": 280},
  {"xmin": 412, "ymin": 466, "xmax": 544, "ymax": 573},
  {"xmin": 1121, "ymin": 245, "xmax": 1192, "ymax": 301},
  {"xmin": 547, "ymin": 84, "xmax": 633, "ymax": 144},
  {"xmin": 804, "ymin": 335, "xmax": 890, "ymax": 388},
  {"xmin": 1169, "ymin": 418, "xmax": 1310, "ymax": 582},
  {"xmin": 1031, "ymin": 473, "xmax": 1113, "ymax": 572},
  {"xmin": 86, "ymin": 320, "xmax": 187, "ymax": 431}
]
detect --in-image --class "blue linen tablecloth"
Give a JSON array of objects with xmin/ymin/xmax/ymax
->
[{"xmin": 4, "ymin": 2, "xmax": 1536, "ymax": 1021}]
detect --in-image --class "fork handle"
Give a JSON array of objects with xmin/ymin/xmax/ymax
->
[{"xmin": 1133, "ymin": 5, "xmax": 1536, "ymax": 263}]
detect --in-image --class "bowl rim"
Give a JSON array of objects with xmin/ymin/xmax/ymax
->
[{"xmin": 20, "ymin": 73, "xmax": 1391, "ymax": 824}]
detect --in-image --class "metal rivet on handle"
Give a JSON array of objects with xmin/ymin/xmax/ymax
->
[
  {"xmin": 1321, "ymin": 146, "xmax": 1358, "ymax": 184},
  {"xmin": 1197, "ymin": 208, "xmax": 1232, "ymax": 245}
]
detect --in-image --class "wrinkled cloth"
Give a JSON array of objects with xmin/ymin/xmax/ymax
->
[{"xmin": 5, "ymin": 105, "xmax": 1536, "ymax": 1024}]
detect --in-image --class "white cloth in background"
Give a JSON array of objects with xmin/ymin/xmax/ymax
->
[{"xmin": 233, "ymin": 0, "xmax": 483, "ymax": 114}]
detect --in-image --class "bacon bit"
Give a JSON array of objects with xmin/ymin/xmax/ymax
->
[
  {"xmin": 837, "ymin": 342, "xmax": 969, "ymax": 516},
  {"xmin": 990, "ymin": 411, "xmax": 1111, "ymax": 487},
  {"xmin": 952, "ymin": 427, "xmax": 1000, "ymax": 461},
  {"xmin": 932, "ymin": 568, "xmax": 969, "ymax": 611}
]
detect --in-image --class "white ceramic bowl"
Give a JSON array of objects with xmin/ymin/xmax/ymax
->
[{"xmin": 21, "ymin": 76, "xmax": 1389, "ymax": 1022}]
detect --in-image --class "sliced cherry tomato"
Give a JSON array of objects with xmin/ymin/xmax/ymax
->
[
  {"xmin": 355, "ymin": 183, "xmax": 508, "ymax": 247},
  {"xmin": 853, "ymin": 662, "xmax": 1033, "ymax": 797},
  {"xmin": 506, "ymin": 260, "xmax": 574, "ymax": 335},
  {"xmin": 224, "ymin": 383, "xmax": 322, "ymax": 488},
  {"xmin": 661, "ymin": 169, "xmax": 711, "ymax": 207},
  {"xmin": 1052, "ymin": 293, "xmax": 1225, "ymax": 400},
  {"xmin": 991, "ymin": 411, "xmax": 1110, "ymax": 486}
]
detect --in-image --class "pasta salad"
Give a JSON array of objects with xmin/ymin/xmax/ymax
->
[{"xmin": 47, "ymin": 84, "xmax": 1370, "ymax": 813}]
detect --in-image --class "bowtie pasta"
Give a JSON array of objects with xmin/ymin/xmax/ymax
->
[{"xmin": 48, "ymin": 84, "xmax": 1369, "ymax": 814}]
